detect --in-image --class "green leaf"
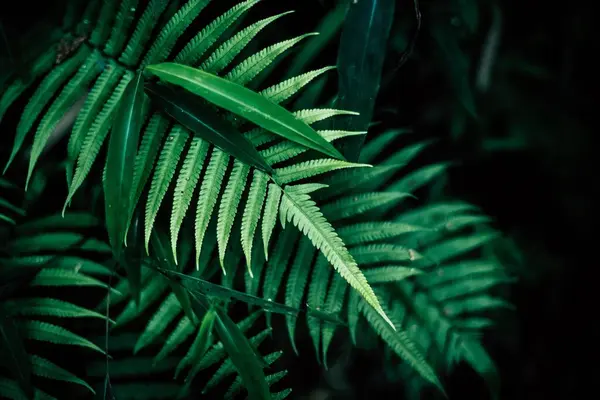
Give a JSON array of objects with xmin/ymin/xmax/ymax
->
[
  {"xmin": 179, "ymin": 308, "xmax": 216, "ymax": 380},
  {"xmin": 31, "ymin": 355, "xmax": 94, "ymax": 394},
  {"xmin": 212, "ymin": 305, "xmax": 271, "ymax": 400},
  {"xmin": 144, "ymin": 81, "xmax": 273, "ymax": 174},
  {"xmin": 144, "ymin": 63, "xmax": 345, "ymax": 160},
  {"xmin": 0, "ymin": 313, "xmax": 32, "ymax": 398},
  {"xmin": 158, "ymin": 269, "xmax": 343, "ymax": 324},
  {"xmin": 150, "ymin": 231, "xmax": 196, "ymax": 324},
  {"xmin": 334, "ymin": 0, "xmax": 396, "ymax": 160},
  {"xmin": 105, "ymin": 72, "xmax": 145, "ymax": 303}
]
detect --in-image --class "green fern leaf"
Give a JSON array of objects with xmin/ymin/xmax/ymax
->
[
  {"xmin": 65, "ymin": 72, "xmax": 134, "ymax": 211},
  {"xmin": 144, "ymin": 126, "xmax": 189, "ymax": 252},
  {"xmin": 279, "ymin": 184, "xmax": 395, "ymax": 330},
  {"xmin": 240, "ymin": 170, "xmax": 268, "ymax": 271},
  {"xmin": 4, "ymin": 47, "xmax": 89, "ymax": 174},
  {"xmin": 175, "ymin": 0, "xmax": 261, "ymax": 65},
  {"xmin": 170, "ymin": 137, "xmax": 210, "ymax": 262},
  {"xmin": 21, "ymin": 321, "xmax": 105, "ymax": 355},
  {"xmin": 31, "ymin": 355, "xmax": 94, "ymax": 394}
]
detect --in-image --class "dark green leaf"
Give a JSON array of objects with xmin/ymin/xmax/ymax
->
[
  {"xmin": 160, "ymin": 268, "xmax": 344, "ymax": 325},
  {"xmin": 0, "ymin": 312, "xmax": 32, "ymax": 398},
  {"xmin": 430, "ymin": 20, "xmax": 476, "ymax": 116},
  {"xmin": 334, "ymin": 0, "xmax": 396, "ymax": 161},
  {"xmin": 144, "ymin": 81, "xmax": 273, "ymax": 174},
  {"xmin": 213, "ymin": 305, "xmax": 271, "ymax": 400},
  {"xmin": 460, "ymin": 339, "xmax": 500, "ymax": 400},
  {"xmin": 150, "ymin": 230, "xmax": 196, "ymax": 324},
  {"xmin": 186, "ymin": 308, "xmax": 217, "ymax": 379},
  {"xmin": 144, "ymin": 62, "xmax": 344, "ymax": 160},
  {"xmin": 105, "ymin": 71, "xmax": 145, "ymax": 302}
]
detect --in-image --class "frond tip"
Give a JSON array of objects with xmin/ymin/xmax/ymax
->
[{"xmin": 279, "ymin": 184, "xmax": 396, "ymax": 331}]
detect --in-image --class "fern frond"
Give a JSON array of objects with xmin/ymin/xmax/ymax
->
[
  {"xmin": 259, "ymin": 183, "xmax": 281, "ymax": 261},
  {"xmin": 31, "ymin": 355, "xmax": 95, "ymax": 394},
  {"xmin": 64, "ymin": 71, "xmax": 134, "ymax": 210},
  {"xmin": 141, "ymin": 0, "xmax": 211, "ymax": 67},
  {"xmin": 259, "ymin": 66, "xmax": 335, "ymax": 105},
  {"xmin": 5, "ymin": 298, "xmax": 112, "ymax": 322},
  {"xmin": 67, "ymin": 60, "xmax": 124, "ymax": 182},
  {"xmin": 170, "ymin": 137, "xmax": 210, "ymax": 262},
  {"xmin": 279, "ymin": 184, "xmax": 394, "ymax": 329},
  {"xmin": 200, "ymin": 11, "xmax": 294, "ymax": 74},
  {"xmin": 306, "ymin": 256, "xmax": 331, "ymax": 364},
  {"xmin": 217, "ymin": 160, "xmax": 250, "ymax": 269},
  {"xmin": 90, "ymin": 0, "xmax": 120, "ymax": 46},
  {"xmin": 0, "ymin": 47, "xmax": 56, "ymax": 128},
  {"xmin": 0, "ymin": 378, "xmax": 55, "ymax": 400},
  {"xmin": 321, "ymin": 273, "xmax": 348, "ymax": 367},
  {"xmin": 5, "ymin": 47, "xmax": 89, "ymax": 173},
  {"xmin": 226, "ymin": 33, "xmax": 319, "ymax": 85},
  {"xmin": 119, "ymin": 0, "xmax": 170, "ymax": 65},
  {"xmin": 358, "ymin": 290, "xmax": 443, "ymax": 391},
  {"xmin": 21, "ymin": 320, "xmax": 105, "ymax": 354},
  {"xmin": 104, "ymin": 0, "xmax": 139, "ymax": 56},
  {"xmin": 144, "ymin": 126, "xmax": 189, "ymax": 252},
  {"xmin": 194, "ymin": 148, "xmax": 228, "ymax": 267},
  {"xmin": 176, "ymin": 0, "xmax": 261, "ymax": 64}
]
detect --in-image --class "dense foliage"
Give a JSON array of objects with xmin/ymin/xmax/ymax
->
[{"xmin": 7, "ymin": 0, "xmax": 588, "ymax": 398}]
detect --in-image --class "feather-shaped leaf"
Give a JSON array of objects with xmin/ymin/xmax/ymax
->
[
  {"xmin": 31, "ymin": 355, "xmax": 94, "ymax": 394},
  {"xmin": 279, "ymin": 184, "xmax": 395, "ymax": 330}
]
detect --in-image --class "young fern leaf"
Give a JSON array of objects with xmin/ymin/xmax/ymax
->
[{"xmin": 259, "ymin": 66, "xmax": 336, "ymax": 105}]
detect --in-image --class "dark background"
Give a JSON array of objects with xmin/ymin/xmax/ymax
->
[{"xmin": 0, "ymin": 0, "xmax": 595, "ymax": 398}]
